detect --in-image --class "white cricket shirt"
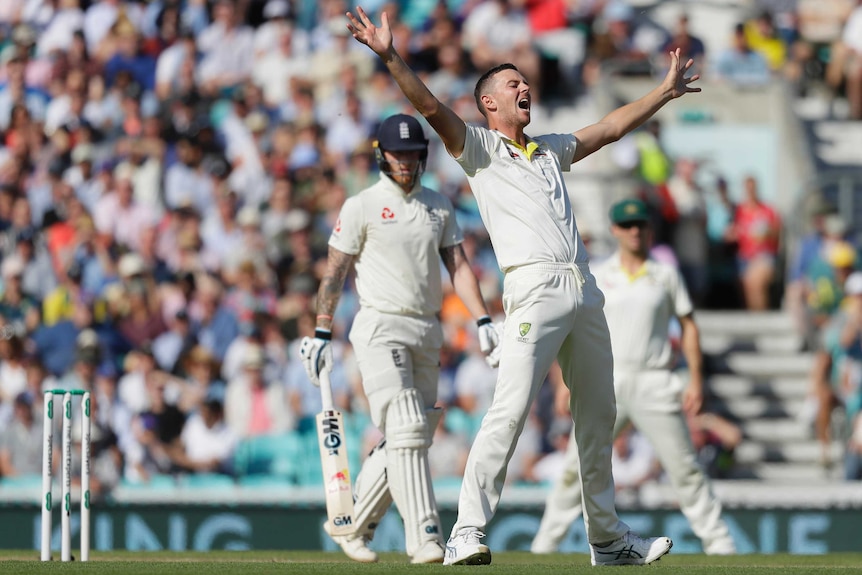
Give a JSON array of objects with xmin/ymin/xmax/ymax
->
[
  {"xmin": 329, "ymin": 174, "xmax": 463, "ymax": 316},
  {"xmin": 454, "ymin": 124, "xmax": 589, "ymax": 271},
  {"xmin": 592, "ymin": 252, "xmax": 693, "ymax": 370}
]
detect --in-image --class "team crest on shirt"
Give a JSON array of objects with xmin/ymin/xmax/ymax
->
[
  {"xmin": 426, "ymin": 206, "xmax": 441, "ymax": 232},
  {"xmin": 517, "ymin": 322, "xmax": 532, "ymax": 342},
  {"xmin": 381, "ymin": 207, "xmax": 397, "ymax": 224}
]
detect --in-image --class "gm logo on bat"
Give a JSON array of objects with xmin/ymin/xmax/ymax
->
[
  {"xmin": 333, "ymin": 515, "xmax": 353, "ymax": 527},
  {"xmin": 322, "ymin": 416, "xmax": 342, "ymax": 455}
]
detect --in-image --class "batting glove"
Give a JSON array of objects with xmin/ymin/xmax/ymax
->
[
  {"xmin": 483, "ymin": 322, "xmax": 504, "ymax": 368},
  {"xmin": 477, "ymin": 315, "xmax": 500, "ymax": 357},
  {"xmin": 299, "ymin": 329, "xmax": 333, "ymax": 387}
]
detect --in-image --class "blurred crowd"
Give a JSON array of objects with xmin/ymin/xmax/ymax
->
[{"xmin": 0, "ymin": 0, "xmax": 861, "ymax": 499}]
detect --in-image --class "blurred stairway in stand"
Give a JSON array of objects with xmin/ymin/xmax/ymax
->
[{"xmin": 698, "ymin": 310, "xmax": 845, "ymax": 483}]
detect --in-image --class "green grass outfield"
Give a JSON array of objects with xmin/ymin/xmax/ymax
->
[{"xmin": 1, "ymin": 551, "xmax": 861, "ymax": 574}]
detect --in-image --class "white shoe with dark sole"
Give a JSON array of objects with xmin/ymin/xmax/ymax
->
[
  {"xmin": 443, "ymin": 528, "xmax": 492, "ymax": 566},
  {"xmin": 591, "ymin": 532, "xmax": 673, "ymax": 566}
]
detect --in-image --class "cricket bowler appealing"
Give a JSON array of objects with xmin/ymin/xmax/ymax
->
[
  {"xmin": 346, "ymin": 4, "xmax": 702, "ymax": 567},
  {"xmin": 300, "ymin": 114, "xmax": 498, "ymax": 563}
]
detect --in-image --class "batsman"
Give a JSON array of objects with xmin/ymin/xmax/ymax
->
[{"xmin": 300, "ymin": 114, "xmax": 499, "ymax": 563}]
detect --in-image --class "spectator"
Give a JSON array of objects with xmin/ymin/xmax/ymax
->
[
  {"xmin": 116, "ymin": 344, "xmax": 159, "ymax": 414},
  {"xmin": 152, "ymin": 310, "xmax": 194, "ymax": 375},
  {"xmin": 175, "ymin": 345, "xmax": 219, "ymax": 414},
  {"xmin": 462, "ymin": 0, "xmax": 541, "ymax": 100},
  {"xmin": 530, "ymin": 417, "xmax": 573, "ymax": 485},
  {"xmin": 611, "ymin": 425, "xmax": 660, "ymax": 493},
  {"xmin": 252, "ymin": 20, "xmax": 310, "ymax": 108},
  {"xmin": 196, "ymin": 0, "xmax": 255, "ymax": 96},
  {"xmin": 660, "ymin": 13, "xmax": 706, "ymax": 68},
  {"xmin": 428, "ymin": 408, "xmax": 470, "ymax": 482},
  {"xmin": 0, "ymin": 335, "xmax": 28, "ymax": 414},
  {"xmin": 154, "ymin": 28, "xmax": 197, "ymax": 102},
  {"xmin": 666, "ymin": 158, "xmax": 708, "ymax": 306},
  {"xmin": 704, "ymin": 177, "xmax": 739, "ymax": 309},
  {"xmin": 733, "ymin": 176, "xmax": 781, "ymax": 310},
  {"xmin": 801, "ymin": 235, "xmax": 857, "ymax": 339},
  {"xmin": 827, "ymin": 0, "xmax": 862, "ymax": 119},
  {"xmin": 32, "ymin": 299, "xmax": 99, "ymax": 377},
  {"xmin": 171, "ymin": 385, "xmax": 237, "ymax": 475},
  {"xmin": 0, "ymin": 255, "xmax": 40, "ymax": 333},
  {"xmin": 224, "ymin": 344, "xmax": 294, "ymax": 438},
  {"xmin": 687, "ymin": 410, "xmax": 743, "ymax": 479},
  {"xmin": 125, "ymin": 373, "xmax": 186, "ymax": 483},
  {"xmin": 744, "ymin": 11, "xmax": 788, "ymax": 72},
  {"xmin": 804, "ymin": 271, "xmax": 862, "ymax": 470},
  {"xmin": 713, "ymin": 23, "xmax": 771, "ymax": 86},
  {"xmin": 0, "ymin": 392, "xmax": 42, "ymax": 478},
  {"xmin": 524, "ymin": 0, "xmax": 588, "ymax": 97}
]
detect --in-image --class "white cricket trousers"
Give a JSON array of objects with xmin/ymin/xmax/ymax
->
[
  {"xmin": 533, "ymin": 369, "xmax": 733, "ymax": 553},
  {"xmin": 451, "ymin": 262, "xmax": 629, "ymax": 544},
  {"xmin": 349, "ymin": 308, "xmax": 443, "ymax": 428}
]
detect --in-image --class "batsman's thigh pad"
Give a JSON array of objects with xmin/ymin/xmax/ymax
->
[{"xmin": 385, "ymin": 388, "xmax": 442, "ymax": 556}]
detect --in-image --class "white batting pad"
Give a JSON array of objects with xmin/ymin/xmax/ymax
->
[
  {"xmin": 385, "ymin": 388, "xmax": 443, "ymax": 556},
  {"xmin": 351, "ymin": 407, "xmax": 443, "ymax": 542},
  {"xmin": 351, "ymin": 438, "xmax": 392, "ymax": 541}
]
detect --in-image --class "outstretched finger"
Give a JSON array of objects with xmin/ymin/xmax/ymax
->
[
  {"xmin": 356, "ymin": 6, "xmax": 372, "ymax": 25},
  {"xmin": 683, "ymin": 58, "xmax": 694, "ymax": 71},
  {"xmin": 668, "ymin": 49, "xmax": 679, "ymax": 68},
  {"xmin": 345, "ymin": 11, "xmax": 361, "ymax": 29},
  {"xmin": 685, "ymin": 74, "xmax": 700, "ymax": 83}
]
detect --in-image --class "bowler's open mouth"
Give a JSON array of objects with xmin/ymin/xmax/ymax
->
[{"xmin": 518, "ymin": 97, "xmax": 530, "ymax": 110}]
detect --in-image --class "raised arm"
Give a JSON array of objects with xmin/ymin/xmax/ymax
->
[
  {"xmin": 572, "ymin": 49, "xmax": 700, "ymax": 163},
  {"xmin": 347, "ymin": 7, "xmax": 467, "ymax": 157}
]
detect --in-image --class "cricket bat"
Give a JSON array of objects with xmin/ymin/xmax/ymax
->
[{"xmin": 316, "ymin": 369, "xmax": 356, "ymax": 535}]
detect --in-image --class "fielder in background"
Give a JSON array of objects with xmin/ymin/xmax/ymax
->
[
  {"xmin": 299, "ymin": 114, "xmax": 499, "ymax": 564},
  {"xmin": 346, "ymin": 5, "xmax": 702, "ymax": 567},
  {"xmin": 531, "ymin": 199, "xmax": 737, "ymax": 556}
]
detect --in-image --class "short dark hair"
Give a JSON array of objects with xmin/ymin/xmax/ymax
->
[{"xmin": 474, "ymin": 63, "xmax": 519, "ymax": 118}]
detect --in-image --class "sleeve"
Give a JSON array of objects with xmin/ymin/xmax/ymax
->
[
  {"xmin": 328, "ymin": 196, "xmax": 364, "ymax": 255},
  {"xmin": 439, "ymin": 194, "xmax": 464, "ymax": 249},
  {"xmin": 535, "ymin": 133, "xmax": 578, "ymax": 171},
  {"xmin": 668, "ymin": 264, "xmax": 694, "ymax": 318},
  {"xmin": 453, "ymin": 124, "xmax": 493, "ymax": 177}
]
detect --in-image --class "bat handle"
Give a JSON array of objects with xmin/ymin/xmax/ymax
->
[{"xmin": 319, "ymin": 369, "xmax": 335, "ymax": 412}]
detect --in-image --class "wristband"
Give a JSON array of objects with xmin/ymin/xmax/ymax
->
[
  {"xmin": 477, "ymin": 316, "xmax": 492, "ymax": 327},
  {"xmin": 314, "ymin": 328, "xmax": 332, "ymax": 341}
]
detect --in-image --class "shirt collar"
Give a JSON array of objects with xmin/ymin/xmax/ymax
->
[
  {"xmin": 609, "ymin": 251, "xmax": 651, "ymax": 283},
  {"xmin": 496, "ymin": 132, "xmax": 541, "ymax": 161},
  {"xmin": 379, "ymin": 173, "xmax": 420, "ymax": 197}
]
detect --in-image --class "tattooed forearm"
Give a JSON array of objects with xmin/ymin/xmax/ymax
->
[
  {"xmin": 439, "ymin": 244, "xmax": 459, "ymax": 278},
  {"xmin": 316, "ymin": 248, "xmax": 354, "ymax": 329}
]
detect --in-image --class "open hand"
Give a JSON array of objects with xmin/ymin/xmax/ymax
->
[
  {"xmin": 664, "ymin": 48, "xmax": 701, "ymax": 99},
  {"xmin": 346, "ymin": 6, "xmax": 392, "ymax": 57},
  {"xmin": 682, "ymin": 381, "xmax": 704, "ymax": 415}
]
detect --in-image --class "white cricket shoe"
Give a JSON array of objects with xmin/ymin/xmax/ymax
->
[
  {"xmin": 443, "ymin": 528, "xmax": 492, "ymax": 566},
  {"xmin": 323, "ymin": 522, "xmax": 379, "ymax": 563},
  {"xmin": 411, "ymin": 540, "xmax": 445, "ymax": 564},
  {"xmin": 590, "ymin": 531, "xmax": 673, "ymax": 566}
]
